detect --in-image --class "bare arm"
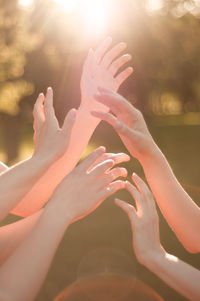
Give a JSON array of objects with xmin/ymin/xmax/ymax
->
[
  {"xmin": 115, "ymin": 174, "xmax": 200, "ymax": 300},
  {"xmin": 0, "ymin": 89, "xmax": 76, "ymax": 221},
  {"xmin": 12, "ymin": 37, "xmax": 133, "ymax": 217},
  {"xmin": 0, "ymin": 147, "xmax": 125, "ymax": 301},
  {"xmin": 91, "ymin": 88, "xmax": 200, "ymax": 253},
  {"xmin": 0, "ymin": 210, "xmax": 43, "ymax": 265},
  {"xmin": 0, "ymin": 162, "xmax": 8, "ymax": 174}
]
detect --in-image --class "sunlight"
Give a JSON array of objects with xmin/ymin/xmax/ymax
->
[
  {"xmin": 52, "ymin": 0, "xmax": 111, "ymax": 35},
  {"xmin": 52, "ymin": 0, "xmax": 79, "ymax": 13},
  {"xmin": 81, "ymin": 0, "xmax": 109, "ymax": 35},
  {"xmin": 146, "ymin": 0, "xmax": 163, "ymax": 12},
  {"xmin": 18, "ymin": 0, "xmax": 34, "ymax": 8}
]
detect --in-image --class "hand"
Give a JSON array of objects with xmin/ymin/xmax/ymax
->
[
  {"xmin": 115, "ymin": 173, "xmax": 164, "ymax": 266},
  {"xmin": 48, "ymin": 147, "xmax": 127, "ymax": 223},
  {"xmin": 33, "ymin": 87, "xmax": 76, "ymax": 162},
  {"xmin": 91, "ymin": 87, "xmax": 157, "ymax": 161},
  {"xmin": 80, "ymin": 37, "xmax": 133, "ymax": 112}
]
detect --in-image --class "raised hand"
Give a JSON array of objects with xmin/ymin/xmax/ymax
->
[
  {"xmin": 47, "ymin": 147, "xmax": 127, "ymax": 223},
  {"xmin": 80, "ymin": 37, "xmax": 133, "ymax": 111},
  {"xmin": 115, "ymin": 174, "xmax": 200, "ymax": 301},
  {"xmin": 115, "ymin": 173, "xmax": 162, "ymax": 265},
  {"xmin": 33, "ymin": 87, "xmax": 76, "ymax": 162},
  {"xmin": 91, "ymin": 87, "xmax": 157, "ymax": 161}
]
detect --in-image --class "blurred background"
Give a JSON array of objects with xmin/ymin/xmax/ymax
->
[{"xmin": 0, "ymin": 0, "xmax": 200, "ymax": 300}]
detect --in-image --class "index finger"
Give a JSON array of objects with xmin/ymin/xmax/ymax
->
[
  {"xmin": 94, "ymin": 88, "xmax": 135, "ymax": 116},
  {"xmin": 94, "ymin": 37, "xmax": 113, "ymax": 64},
  {"xmin": 76, "ymin": 147, "xmax": 106, "ymax": 172}
]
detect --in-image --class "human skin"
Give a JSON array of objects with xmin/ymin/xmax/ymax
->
[
  {"xmin": 0, "ymin": 147, "xmax": 126, "ymax": 301},
  {"xmin": 12, "ymin": 37, "xmax": 133, "ymax": 217},
  {"xmin": 115, "ymin": 173, "xmax": 200, "ymax": 300},
  {"xmin": 91, "ymin": 87, "xmax": 200, "ymax": 253},
  {"xmin": 0, "ymin": 88, "xmax": 77, "ymax": 221}
]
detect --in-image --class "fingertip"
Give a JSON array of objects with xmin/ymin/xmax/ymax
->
[
  {"xmin": 98, "ymin": 146, "xmax": 106, "ymax": 154},
  {"xmin": 69, "ymin": 108, "xmax": 77, "ymax": 118},
  {"xmin": 120, "ymin": 42, "xmax": 127, "ymax": 49},
  {"xmin": 127, "ymin": 67, "xmax": 134, "ymax": 73}
]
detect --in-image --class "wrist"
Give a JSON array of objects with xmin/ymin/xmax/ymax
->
[
  {"xmin": 141, "ymin": 247, "xmax": 168, "ymax": 269},
  {"xmin": 137, "ymin": 141, "xmax": 163, "ymax": 165},
  {"xmin": 44, "ymin": 200, "xmax": 73, "ymax": 229}
]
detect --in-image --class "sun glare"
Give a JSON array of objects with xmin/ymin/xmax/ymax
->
[
  {"xmin": 52, "ymin": 0, "xmax": 110, "ymax": 35},
  {"xmin": 146, "ymin": 0, "xmax": 163, "ymax": 12},
  {"xmin": 81, "ymin": 0, "xmax": 110, "ymax": 35},
  {"xmin": 18, "ymin": 0, "xmax": 34, "ymax": 8},
  {"xmin": 52, "ymin": 0, "xmax": 79, "ymax": 13}
]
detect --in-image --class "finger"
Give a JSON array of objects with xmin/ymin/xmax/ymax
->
[
  {"xmin": 62, "ymin": 108, "xmax": 77, "ymax": 138},
  {"xmin": 106, "ymin": 152, "xmax": 130, "ymax": 164},
  {"xmin": 44, "ymin": 87, "xmax": 56, "ymax": 121},
  {"xmin": 82, "ymin": 48, "xmax": 95, "ymax": 75},
  {"xmin": 101, "ymin": 42, "xmax": 127, "ymax": 69},
  {"xmin": 94, "ymin": 89, "xmax": 134, "ymax": 116},
  {"xmin": 99, "ymin": 180, "xmax": 125, "ymax": 199},
  {"xmin": 89, "ymin": 159, "xmax": 114, "ymax": 178},
  {"xmin": 99, "ymin": 167, "xmax": 127, "ymax": 189},
  {"xmin": 132, "ymin": 173, "xmax": 156, "ymax": 207},
  {"xmin": 115, "ymin": 198, "xmax": 137, "ymax": 221},
  {"xmin": 77, "ymin": 147, "xmax": 106, "ymax": 172},
  {"xmin": 33, "ymin": 93, "xmax": 45, "ymax": 130},
  {"xmin": 94, "ymin": 36, "xmax": 113, "ymax": 64},
  {"xmin": 91, "ymin": 111, "xmax": 135, "ymax": 139},
  {"xmin": 115, "ymin": 67, "xmax": 133, "ymax": 89},
  {"xmin": 125, "ymin": 181, "xmax": 144, "ymax": 213},
  {"xmin": 88, "ymin": 152, "xmax": 130, "ymax": 171},
  {"xmin": 109, "ymin": 54, "xmax": 132, "ymax": 76}
]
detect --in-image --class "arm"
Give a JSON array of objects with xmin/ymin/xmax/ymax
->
[
  {"xmin": 0, "ymin": 210, "xmax": 43, "ymax": 265},
  {"xmin": 0, "ymin": 88, "xmax": 76, "ymax": 220},
  {"xmin": 115, "ymin": 174, "xmax": 200, "ymax": 300},
  {"xmin": 12, "ymin": 37, "xmax": 133, "ymax": 217},
  {"xmin": 0, "ymin": 147, "xmax": 125, "ymax": 301},
  {"xmin": 0, "ymin": 162, "xmax": 8, "ymax": 174},
  {"xmin": 91, "ymin": 88, "xmax": 200, "ymax": 253},
  {"xmin": 0, "ymin": 151, "xmax": 129, "ymax": 264}
]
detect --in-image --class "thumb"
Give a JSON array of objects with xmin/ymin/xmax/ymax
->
[{"xmin": 115, "ymin": 198, "xmax": 137, "ymax": 227}]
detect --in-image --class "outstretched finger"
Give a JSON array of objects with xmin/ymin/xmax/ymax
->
[
  {"xmin": 77, "ymin": 147, "xmax": 106, "ymax": 172},
  {"xmin": 94, "ymin": 88, "xmax": 134, "ymax": 116},
  {"xmin": 115, "ymin": 198, "xmax": 137, "ymax": 229},
  {"xmin": 44, "ymin": 87, "xmax": 56, "ymax": 122},
  {"xmin": 98, "ymin": 167, "xmax": 127, "ymax": 189},
  {"xmin": 89, "ymin": 159, "xmax": 114, "ymax": 178},
  {"xmin": 82, "ymin": 48, "xmax": 96, "ymax": 76},
  {"xmin": 125, "ymin": 181, "xmax": 146, "ymax": 214},
  {"xmin": 101, "ymin": 42, "xmax": 127, "ymax": 69},
  {"xmin": 94, "ymin": 37, "xmax": 113, "ymax": 64},
  {"xmin": 99, "ymin": 180, "xmax": 125, "ymax": 199},
  {"xmin": 115, "ymin": 67, "xmax": 133, "ymax": 89},
  {"xmin": 62, "ymin": 108, "xmax": 77, "ymax": 139},
  {"xmin": 132, "ymin": 173, "xmax": 156, "ymax": 209},
  {"xmin": 88, "ymin": 152, "xmax": 130, "ymax": 171},
  {"xmin": 33, "ymin": 93, "xmax": 45, "ymax": 130},
  {"xmin": 109, "ymin": 54, "xmax": 132, "ymax": 77},
  {"xmin": 91, "ymin": 111, "xmax": 135, "ymax": 139}
]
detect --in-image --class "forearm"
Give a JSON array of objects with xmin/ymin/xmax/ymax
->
[
  {"xmin": 0, "ymin": 210, "xmax": 43, "ymax": 264},
  {"xmin": 0, "ymin": 206, "xmax": 70, "ymax": 301},
  {"xmin": 12, "ymin": 105, "xmax": 100, "ymax": 217},
  {"xmin": 144, "ymin": 250, "xmax": 200, "ymax": 300},
  {"xmin": 0, "ymin": 155, "xmax": 53, "ymax": 221},
  {"xmin": 139, "ymin": 146, "xmax": 200, "ymax": 252}
]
